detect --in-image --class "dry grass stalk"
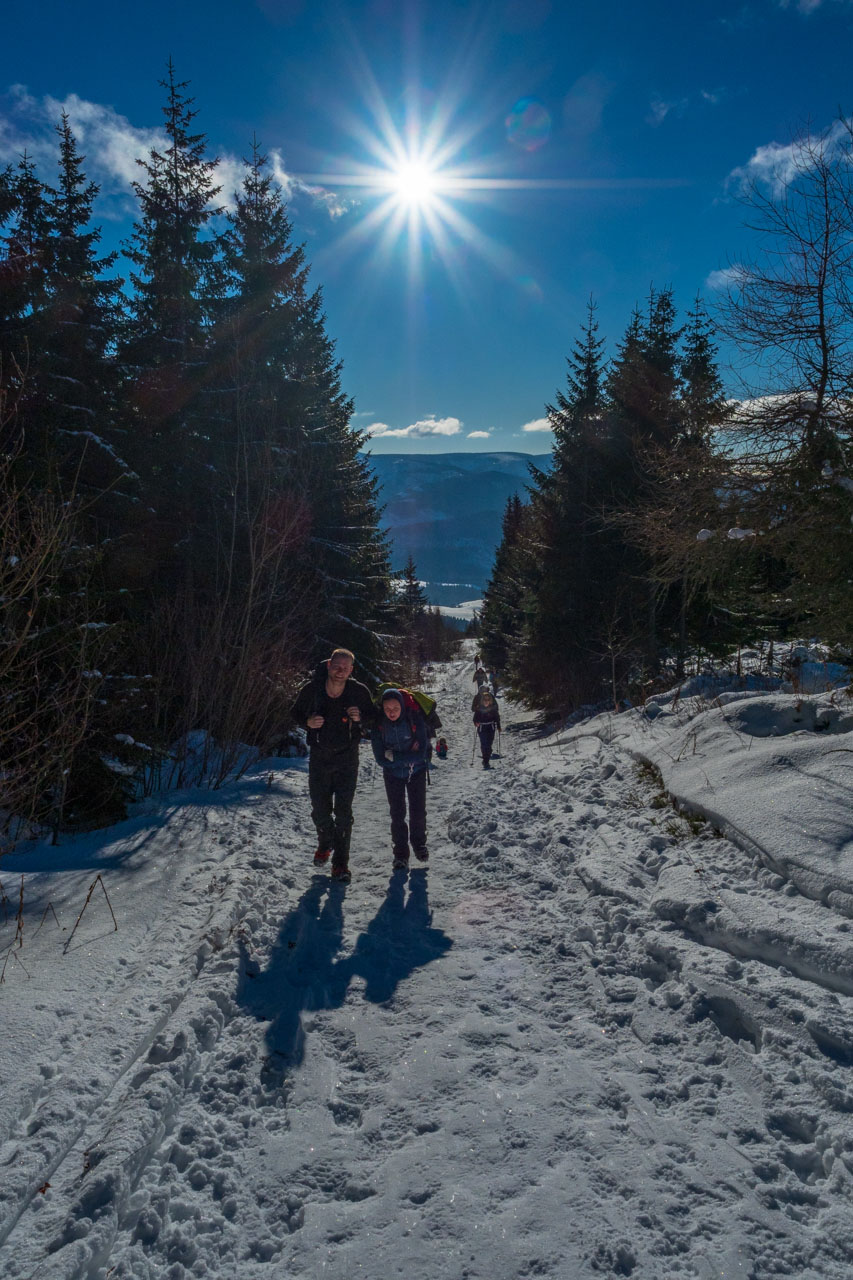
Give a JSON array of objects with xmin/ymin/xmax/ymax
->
[
  {"xmin": 34, "ymin": 901, "xmax": 61, "ymax": 937},
  {"xmin": 62, "ymin": 873, "xmax": 117, "ymax": 954}
]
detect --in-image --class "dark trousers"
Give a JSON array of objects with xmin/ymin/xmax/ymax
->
[
  {"xmin": 383, "ymin": 768, "xmax": 427, "ymax": 857},
  {"xmin": 478, "ymin": 723, "xmax": 496, "ymax": 762},
  {"xmin": 308, "ymin": 753, "xmax": 359, "ymax": 868}
]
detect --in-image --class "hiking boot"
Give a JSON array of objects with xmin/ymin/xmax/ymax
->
[
  {"xmin": 413, "ymin": 846, "xmax": 429, "ymax": 863},
  {"xmin": 313, "ymin": 846, "xmax": 332, "ymax": 865},
  {"xmin": 330, "ymin": 864, "xmax": 351, "ymax": 884},
  {"xmin": 482, "ymin": 758, "xmax": 491, "ymax": 769},
  {"xmin": 392, "ymin": 846, "xmax": 410, "ymax": 870}
]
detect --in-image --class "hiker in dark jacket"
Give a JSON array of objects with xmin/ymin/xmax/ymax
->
[
  {"xmin": 371, "ymin": 689, "xmax": 431, "ymax": 868},
  {"xmin": 291, "ymin": 648, "xmax": 376, "ymax": 882},
  {"xmin": 472, "ymin": 688, "xmax": 501, "ymax": 769}
]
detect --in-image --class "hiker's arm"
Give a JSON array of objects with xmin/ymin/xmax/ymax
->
[
  {"xmin": 350, "ymin": 687, "xmax": 376, "ymax": 732},
  {"xmin": 410, "ymin": 714, "xmax": 431, "ymax": 763},
  {"xmin": 292, "ymin": 684, "xmax": 318, "ymax": 728}
]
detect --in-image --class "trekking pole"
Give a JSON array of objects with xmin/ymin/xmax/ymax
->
[
  {"xmin": 471, "ymin": 727, "xmax": 478, "ymax": 766},
  {"xmin": 498, "ymin": 728, "xmax": 502, "ymax": 760}
]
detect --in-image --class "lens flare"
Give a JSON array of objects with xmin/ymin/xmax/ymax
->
[{"xmin": 505, "ymin": 98, "xmax": 552, "ymax": 152}]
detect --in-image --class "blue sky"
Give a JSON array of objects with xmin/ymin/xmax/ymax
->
[{"xmin": 4, "ymin": 0, "xmax": 853, "ymax": 452}]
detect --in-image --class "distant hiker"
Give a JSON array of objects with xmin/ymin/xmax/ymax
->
[
  {"xmin": 372, "ymin": 689, "xmax": 431, "ymax": 869},
  {"xmin": 474, "ymin": 652, "xmax": 482, "ymax": 668},
  {"xmin": 291, "ymin": 648, "xmax": 376, "ymax": 883},
  {"xmin": 435, "ymin": 736, "xmax": 449, "ymax": 760},
  {"xmin": 472, "ymin": 688, "xmax": 501, "ymax": 769},
  {"xmin": 489, "ymin": 669, "xmax": 500, "ymax": 694},
  {"xmin": 473, "ymin": 666, "xmax": 489, "ymax": 689}
]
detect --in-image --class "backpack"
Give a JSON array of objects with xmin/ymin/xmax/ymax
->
[{"xmin": 376, "ymin": 683, "xmax": 442, "ymax": 738}]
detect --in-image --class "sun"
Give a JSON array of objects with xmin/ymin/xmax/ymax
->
[{"xmin": 390, "ymin": 159, "xmax": 439, "ymax": 206}]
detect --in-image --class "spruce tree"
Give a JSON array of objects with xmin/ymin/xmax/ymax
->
[
  {"xmin": 480, "ymin": 493, "xmax": 529, "ymax": 674},
  {"xmin": 511, "ymin": 300, "xmax": 621, "ymax": 706},
  {"xmin": 290, "ymin": 284, "xmax": 392, "ymax": 674},
  {"xmin": 204, "ymin": 140, "xmax": 314, "ymax": 650},
  {"xmin": 39, "ymin": 115, "xmax": 127, "ymax": 505},
  {"xmin": 397, "ymin": 553, "xmax": 429, "ymax": 630},
  {"xmin": 120, "ymin": 62, "xmax": 222, "ymax": 591},
  {"xmin": 0, "ymin": 164, "xmax": 15, "ymax": 227},
  {"xmin": 0, "ymin": 153, "xmax": 51, "ymax": 458},
  {"xmin": 0, "ymin": 138, "xmax": 131, "ymax": 829},
  {"xmin": 680, "ymin": 296, "xmax": 727, "ymax": 444},
  {"xmin": 604, "ymin": 291, "xmax": 685, "ymax": 668},
  {"xmin": 618, "ymin": 298, "xmax": 735, "ymax": 670},
  {"xmin": 213, "ymin": 140, "xmax": 392, "ymax": 675}
]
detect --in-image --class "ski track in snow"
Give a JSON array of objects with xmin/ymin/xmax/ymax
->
[{"xmin": 1, "ymin": 654, "xmax": 853, "ymax": 1278}]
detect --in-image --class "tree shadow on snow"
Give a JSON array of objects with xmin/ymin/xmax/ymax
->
[{"xmin": 236, "ymin": 870, "xmax": 452, "ymax": 1071}]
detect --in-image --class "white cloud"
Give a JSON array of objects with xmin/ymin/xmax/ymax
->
[
  {"xmin": 521, "ymin": 417, "xmax": 552, "ymax": 434},
  {"xmin": 47, "ymin": 91, "xmax": 166, "ymax": 187},
  {"xmin": 705, "ymin": 265, "xmax": 746, "ymax": 292},
  {"xmin": 367, "ymin": 415, "xmax": 463, "ymax": 439},
  {"xmin": 214, "ymin": 155, "xmax": 249, "ymax": 209},
  {"xmin": 646, "ymin": 97, "xmax": 688, "ymax": 127},
  {"xmin": 778, "ymin": 0, "xmax": 826, "ymax": 12},
  {"xmin": 0, "ymin": 85, "xmax": 349, "ymax": 219},
  {"xmin": 268, "ymin": 149, "xmax": 356, "ymax": 219},
  {"xmin": 0, "ymin": 87, "xmax": 167, "ymax": 216},
  {"xmin": 467, "ymin": 430, "xmax": 491, "ymax": 439},
  {"xmin": 728, "ymin": 138, "xmax": 802, "ymax": 195},
  {"xmin": 727, "ymin": 118, "xmax": 850, "ymax": 195}
]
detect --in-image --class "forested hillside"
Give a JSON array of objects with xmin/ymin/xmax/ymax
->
[
  {"xmin": 0, "ymin": 66, "xmax": 436, "ymax": 838},
  {"xmin": 481, "ymin": 122, "xmax": 853, "ymax": 710}
]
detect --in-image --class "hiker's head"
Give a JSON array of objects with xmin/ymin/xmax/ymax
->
[
  {"xmin": 481, "ymin": 691, "xmax": 494, "ymax": 705},
  {"xmin": 381, "ymin": 690, "xmax": 403, "ymax": 721},
  {"xmin": 327, "ymin": 648, "xmax": 354, "ymax": 680}
]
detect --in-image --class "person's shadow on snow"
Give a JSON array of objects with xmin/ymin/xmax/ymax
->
[
  {"xmin": 236, "ymin": 870, "xmax": 451, "ymax": 1071},
  {"xmin": 343, "ymin": 869, "xmax": 452, "ymax": 1004}
]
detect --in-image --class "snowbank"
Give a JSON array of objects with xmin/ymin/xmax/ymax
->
[{"xmin": 541, "ymin": 683, "xmax": 853, "ymax": 909}]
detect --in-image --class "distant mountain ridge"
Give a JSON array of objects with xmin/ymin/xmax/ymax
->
[{"xmin": 364, "ymin": 451, "xmax": 549, "ymax": 608}]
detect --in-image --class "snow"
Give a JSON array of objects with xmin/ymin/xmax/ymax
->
[
  {"xmin": 2, "ymin": 650, "xmax": 853, "ymax": 1277},
  {"xmin": 438, "ymin": 598, "xmax": 483, "ymax": 621}
]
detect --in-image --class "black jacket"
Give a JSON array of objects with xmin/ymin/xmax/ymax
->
[{"xmin": 292, "ymin": 667, "xmax": 376, "ymax": 759}]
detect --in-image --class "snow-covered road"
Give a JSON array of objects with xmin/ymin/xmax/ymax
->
[{"xmin": 2, "ymin": 654, "xmax": 853, "ymax": 1278}]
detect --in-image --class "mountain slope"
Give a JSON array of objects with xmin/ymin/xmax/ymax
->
[{"xmin": 366, "ymin": 451, "xmax": 547, "ymax": 606}]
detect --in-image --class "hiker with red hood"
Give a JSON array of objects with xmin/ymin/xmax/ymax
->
[{"xmin": 371, "ymin": 688, "xmax": 431, "ymax": 870}]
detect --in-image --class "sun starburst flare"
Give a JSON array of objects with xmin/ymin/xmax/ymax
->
[{"xmin": 298, "ymin": 33, "xmax": 688, "ymax": 306}]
